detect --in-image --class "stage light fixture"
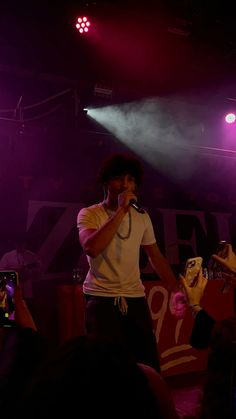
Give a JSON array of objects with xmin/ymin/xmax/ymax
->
[
  {"xmin": 225, "ymin": 113, "xmax": 236, "ymax": 124},
  {"xmin": 75, "ymin": 16, "xmax": 91, "ymax": 34}
]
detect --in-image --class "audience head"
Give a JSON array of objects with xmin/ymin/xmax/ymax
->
[
  {"xmin": 200, "ymin": 317, "xmax": 236, "ymax": 419},
  {"xmin": 19, "ymin": 336, "xmax": 161, "ymax": 418}
]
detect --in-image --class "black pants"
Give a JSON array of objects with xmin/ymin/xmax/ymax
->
[{"xmin": 84, "ymin": 295, "xmax": 160, "ymax": 372}]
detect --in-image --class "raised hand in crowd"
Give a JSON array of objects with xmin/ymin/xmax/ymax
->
[
  {"xmin": 0, "ymin": 284, "xmax": 45, "ymax": 417},
  {"xmin": 179, "ymin": 269, "xmax": 208, "ymax": 317},
  {"xmin": 14, "ymin": 285, "xmax": 37, "ymax": 330},
  {"xmin": 212, "ymin": 243, "xmax": 236, "ymax": 273}
]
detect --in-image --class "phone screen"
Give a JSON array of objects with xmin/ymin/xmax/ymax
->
[{"xmin": 0, "ymin": 271, "xmax": 18, "ymax": 327}]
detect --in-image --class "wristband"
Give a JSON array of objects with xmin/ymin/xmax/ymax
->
[{"xmin": 190, "ymin": 304, "xmax": 202, "ymax": 318}]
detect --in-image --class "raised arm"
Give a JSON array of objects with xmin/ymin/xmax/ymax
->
[
  {"xmin": 143, "ymin": 243, "xmax": 178, "ymax": 291},
  {"xmin": 180, "ymin": 270, "xmax": 216, "ymax": 349},
  {"xmin": 179, "ymin": 269, "xmax": 208, "ymax": 311},
  {"xmin": 79, "ymin": 207, "xmax": 127, "ymax": 258},
  {"xmin": 212, "ymin": 243, "xmax": 236, "ymax": 274},
  {"xmin": 78, "ymin": 189, "xmax": 136, "ymax": 258}
]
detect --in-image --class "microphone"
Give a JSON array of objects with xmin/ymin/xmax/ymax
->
[{"xmin": 129, "ymin": 199, "xmax": 145, "ymax": 214}]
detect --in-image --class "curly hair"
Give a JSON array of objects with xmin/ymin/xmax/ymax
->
[{"xmin": 98, "ymin": 153, "xmax": 143, "ymax": 187}]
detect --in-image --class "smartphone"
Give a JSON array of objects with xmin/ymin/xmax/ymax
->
[
  {"xmin": 0, "ymin": 270, "xmax": 19, "ymax": 327},
  {"xmin": 184, "ymin": 257, "xmax": 203, "ymax": 287}
]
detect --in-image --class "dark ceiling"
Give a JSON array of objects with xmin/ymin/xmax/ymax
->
[{"xmin": 1, "ymin": 0, "xmax": 236, "ymax": 106}]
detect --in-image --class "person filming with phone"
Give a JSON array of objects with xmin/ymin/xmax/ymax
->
[
  {"xmin": 180, "ymin": 244, "xmax": 236, "ymax": 419},
  {"xmin": 0, "ymin": 237, "xmax": 42, "ymax": 317},
  {"xmin": 0, "ymin": 278, "xmax": 8, "ymax": 325},
  {"xmin": 0, "ymin": 283, "xmax": 46, "ymax": 416},
  {"xmin": 180, "ymin": 243, "xmax": 236, "ymax": 349}
]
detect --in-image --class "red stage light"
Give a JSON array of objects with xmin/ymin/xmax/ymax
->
[{"xmin": 75, "ymin": 16, "xmax": 91, "ymax": 34}]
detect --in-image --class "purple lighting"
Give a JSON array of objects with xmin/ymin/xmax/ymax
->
[{"xmin": 225, "ymin": 113, "xmax": 236, "ymax": 124}]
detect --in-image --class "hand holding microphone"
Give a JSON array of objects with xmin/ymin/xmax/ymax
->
[
  {"xmin": 129, "ymin": 198, "xmax": 145, "ymax": 214},
  {"xmin": 118, "ymin": 190, "xmax": 145, "ymax": 214}
]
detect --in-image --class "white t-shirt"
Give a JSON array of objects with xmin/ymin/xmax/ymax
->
[{"xmin": 77, "ymin": 203, "xmax": 156, "ymax": 297}]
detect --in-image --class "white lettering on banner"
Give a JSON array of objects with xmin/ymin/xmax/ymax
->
[
  {"xmin": 156, "ymin": 209, "xmax": 207, "ymax": 264},
  {"xmin": 27, "ymin": 200, "xmax": 84, "ymax": 273},
  {"xmin": 147, "ymin": 285, "xmax": 168, "ymax": 341},
  {"xmin": 26, "ymin": 201, "xmax": 233, "ymax": 277},
  {"xmin": 161, "ymin": 356, "xmax": 197, "ymax": 372},
  {"xmin": 156, "ymin": 208, "xmax": 232, "ymax": 265},
  {"xmin": 162, "ymin": 344, "xmax": 192, "ymax": 358},
  {"xmin": 148, "ymin": 285, "xmax": 197, "ymax": 372},
  {"xmin": 211, "ymin": 212, "xmax": 232, "ymax": 242},
  {"xmin": 175, "ymin": 319, "xmax": 183, "ymax": 344}
]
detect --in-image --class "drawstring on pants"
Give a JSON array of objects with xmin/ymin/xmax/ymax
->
[{"xmin": 114, "ymin": 296, "xmax": 128, "ymax": 315}]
